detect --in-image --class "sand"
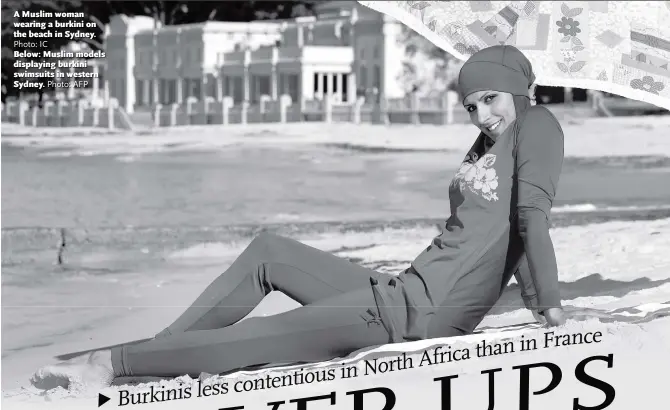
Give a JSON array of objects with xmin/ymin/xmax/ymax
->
[{"xmin": 2, "ymin": 117, "xmax": 670, "ymax": 409}]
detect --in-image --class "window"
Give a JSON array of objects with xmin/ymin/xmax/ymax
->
[
  {"xmin": 159, "ymin": 79, "xmax": 167, "ymax": 104},
  {"xmin": 289, "ymin": 74, "xmax": 299, "ymax": 102},
  {"xmin": 135, "ymin": 79, "xmax": 143, "ymax": 106},
  {"xmin": 166, "ymin": 79, "xmax": 177, "ymax": 104},
  {"xmin": 360, "ymin": 66, "xmax": 367, "ymax": 89},
  {"xmin": 234, "ymin": 77, "xmax": 244, "ymax": 103},
  {"xmin": 119, "ymin": 79, "xmax": 126, "ymax": 105},
  {"xmin": 258, "ymin": 75, "xmax": 270, "ymax": 97},
  {"xmin": 207, "ymin": 75, "xmax": 217, "ymax": 98},
  {"xmin": 170, "ymin": 80, "xmax": 177, "ymax": 104},
  {"xmin": 342, "ymin": 73, "xmax": 348, "ymax": 102},
  {"xmin": 192, "ymin": 79, "xmax": 201, "ymax": 99},
  {"xmin": 341, "ymin": 27, "xmax": 351, "ymax": 46},
  {"xmin": 148, "ymin": 80, "xmax": 154, "ymax": 105},
  {"xmin": 181, "ymin": 79, "xmax": 188, "ymax": 100}
]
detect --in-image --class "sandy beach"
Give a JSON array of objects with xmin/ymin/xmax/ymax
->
[{"xmin": 2, "ymin": 116, "xmax": 670, "ymax": 409}]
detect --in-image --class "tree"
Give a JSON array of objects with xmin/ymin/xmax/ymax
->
[
  {"xmin": 88, "ymin": 1, "xmax": 318, "ymax": 26},
  {"xmin": 396, "ymin": 24, "xmax": 463, "ymax": 97}
]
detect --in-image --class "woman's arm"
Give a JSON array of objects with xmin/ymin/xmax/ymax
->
[
  {"xmin": 515, "ymin": 106, "xmax": 564, "ymax": 315},
  {"xmin": 513, "ymin": 255, "xmax": 539, "ymax": 310},
  {"xmin": 514, "ymin": 257, "xmax": 552, "ymax": 324}
]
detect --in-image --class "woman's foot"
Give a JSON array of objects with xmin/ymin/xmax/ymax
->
[{"xmin": 30, "ymin": 350, "xmax": 115, "ymax": 391}]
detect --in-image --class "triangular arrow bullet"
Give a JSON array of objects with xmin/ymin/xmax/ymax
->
[{"xmin": 98, "ymin": 393, "xmax": 110, "ymax": 407}]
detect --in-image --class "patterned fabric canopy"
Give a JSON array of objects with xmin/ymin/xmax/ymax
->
[{"xmin": 358, "ymin": 1, "xmax": 670, "ymax": 110}]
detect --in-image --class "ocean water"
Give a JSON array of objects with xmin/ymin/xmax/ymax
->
[{"xmin": 2, "ymin": 136, "xmax": 670, "ymax": 358}]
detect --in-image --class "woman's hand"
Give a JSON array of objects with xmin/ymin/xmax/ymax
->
[
  {"xmin": 531, "ymin": 309, "xmax": 546, "ymax": 325},
  {"xmin": 532, "ymin": 306, "xmax": 617, "ymax": 327},
  {"xmin": 542, "ymin": 308, "xmax": 567, "ymax": 327},
  {"xmin": 531, "ymin": 308, "xmax": 566, "ymax": 327}
]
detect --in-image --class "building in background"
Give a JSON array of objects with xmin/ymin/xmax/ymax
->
[{"xmin": 103, "ymin": 1, "xmax": 407, "ymax": 113}]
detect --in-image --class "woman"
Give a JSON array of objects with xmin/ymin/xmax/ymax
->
[{"xmin": 31, "ymin": 45, "xmax": 567, "ymax": 389}]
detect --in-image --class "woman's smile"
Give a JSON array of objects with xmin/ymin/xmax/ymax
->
[
  {"xmin": 462, "ymin": 91, "xmax": 517, "ymax": 140},
  {"xmin": 484, "ymin": 119, "xmax": 502, "ymax": 133}
]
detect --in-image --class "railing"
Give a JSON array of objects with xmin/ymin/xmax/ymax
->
[
  {"xmin": 2, "ymin": 98, "xmax": 134, "ymax": 130},
  {"xmin": 145, "ymin": 91, "xmax": 462, "ymax": 127},
  {"xmin": 1, "ymin": 92, "xmax": 469, "ymax": 129}
]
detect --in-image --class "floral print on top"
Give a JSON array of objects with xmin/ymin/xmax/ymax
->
[{"xmin": 454, "ymin": 153, "xmax": 500, "ymax": 202}]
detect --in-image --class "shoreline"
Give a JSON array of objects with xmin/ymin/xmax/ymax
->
[{"xmin": 3, "ymin": 115, "xmax": 670, "ymax": 159}]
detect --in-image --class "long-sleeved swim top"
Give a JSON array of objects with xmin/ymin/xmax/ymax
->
[{"xmin": 369, "ymin": 105, "xmax": 564, "ymax": 343}]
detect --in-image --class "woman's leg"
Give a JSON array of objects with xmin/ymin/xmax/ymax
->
[
  {"xmin": 114, "ymin": 287, "xmax": 390, "ymax": 377},
  {"xmin": 159, "ymin": 232, "xmax": 387, "ymax": 336}
]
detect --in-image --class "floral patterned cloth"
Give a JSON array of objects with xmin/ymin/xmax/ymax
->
[
  {"xmin": 454, "ymin": 153, "xmax": 500, "ymax": 202},
  {"xmin": 357, "ymin": 1, "xmax": 670, "ymax": 110}
]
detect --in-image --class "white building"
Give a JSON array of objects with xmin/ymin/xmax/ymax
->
[
  {"xmin": 104, "ymin": 15, "xmax": 154, "ymax": 113},
  {"xmin": 104, "ymin": 1, "xmax": 407, "ymax": 113},
  {"xmin": 220, "ymin": 14, "xmax": 356, "ymax": 105}
]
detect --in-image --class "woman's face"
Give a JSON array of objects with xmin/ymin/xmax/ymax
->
[{"xmin": 462, "ymin": 90, "xmax": 516, "ymax": 140}]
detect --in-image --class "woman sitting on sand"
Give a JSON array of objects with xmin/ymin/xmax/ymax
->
[{"xmin": 32, "ymin": 45, "xmax": 572, "ymax": 388}]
